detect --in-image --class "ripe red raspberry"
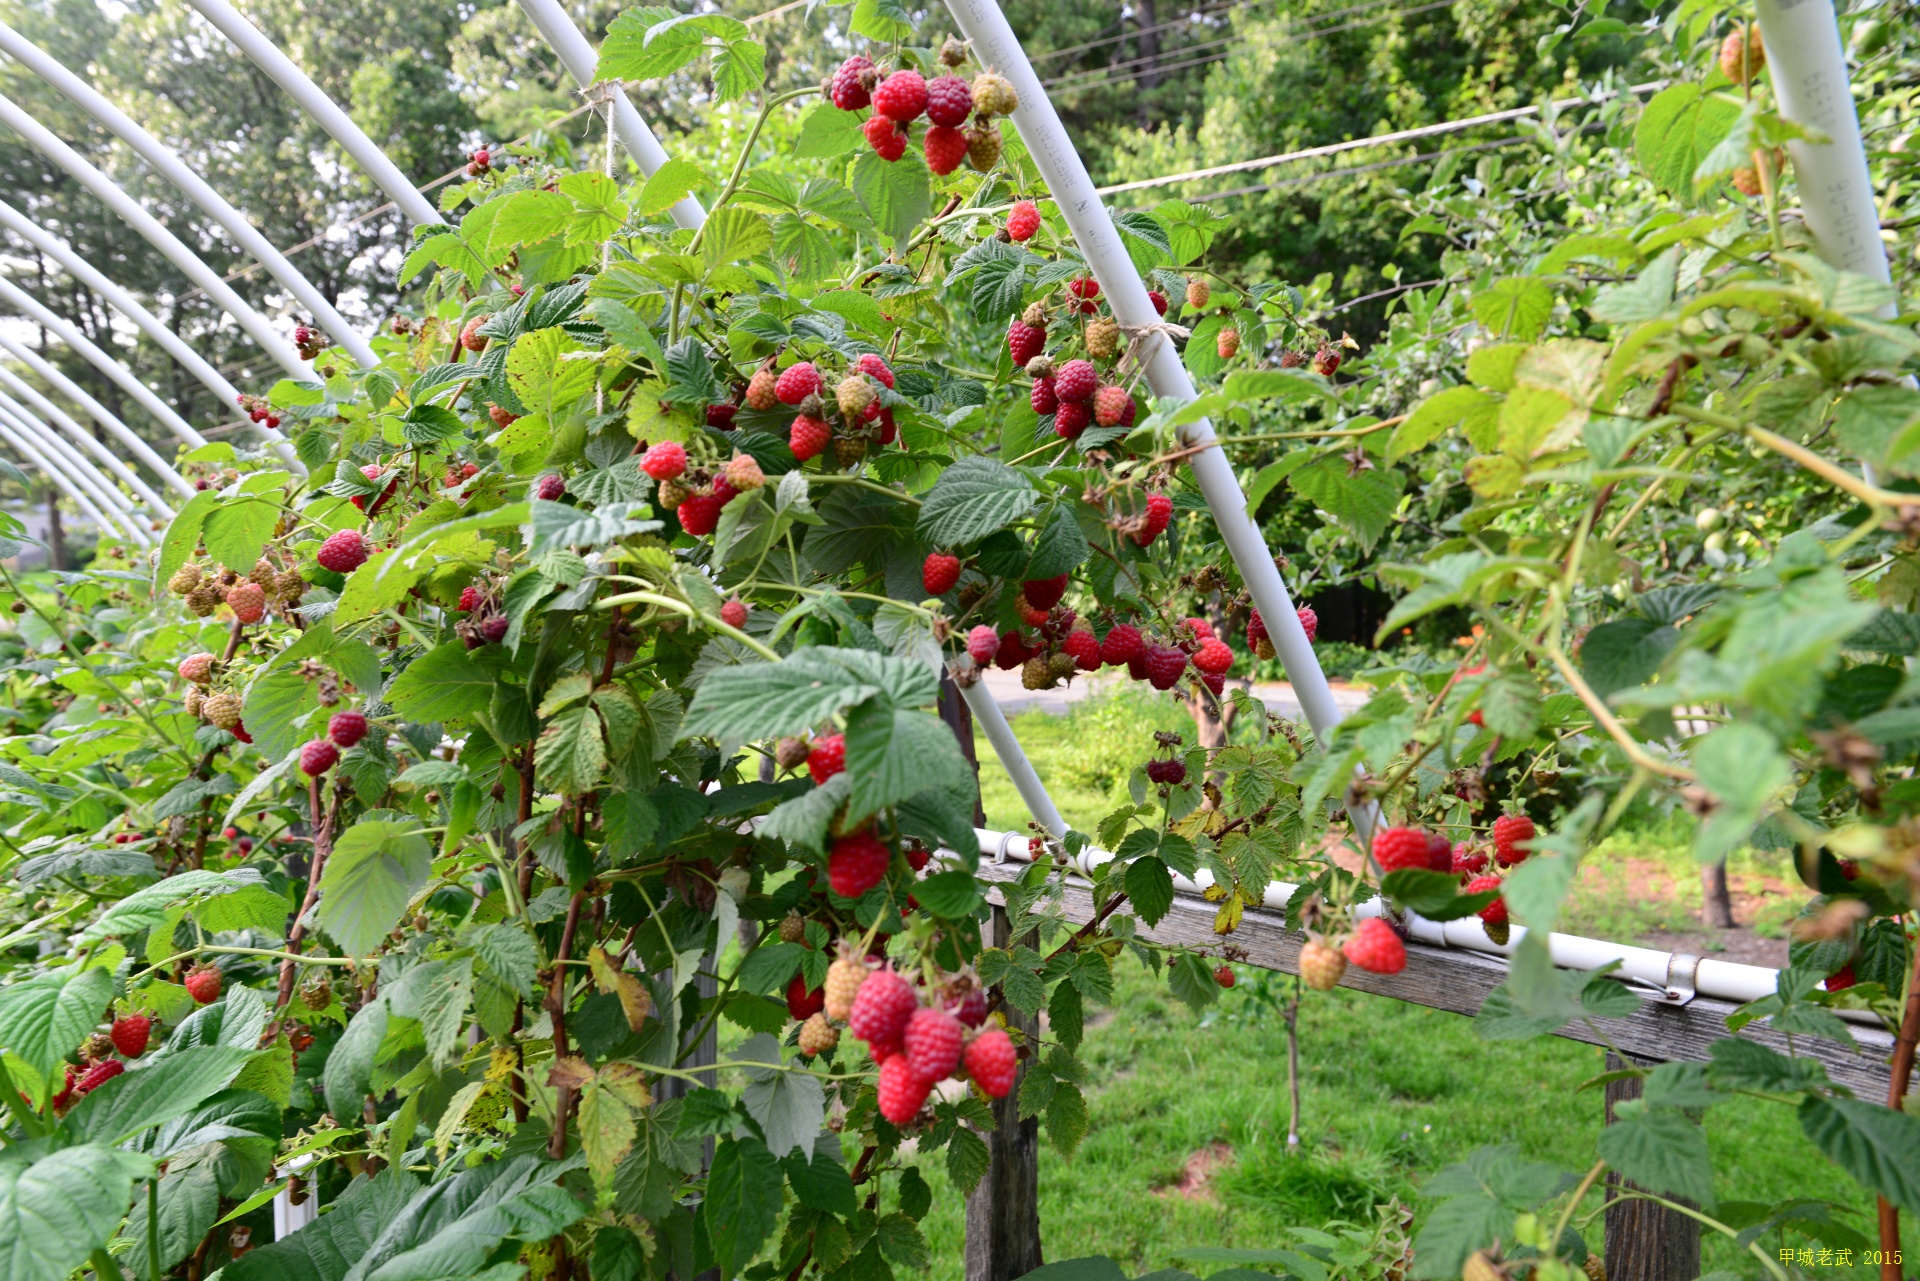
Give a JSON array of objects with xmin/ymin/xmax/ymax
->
[
  {"xmin": 457, "ymin": 584, "xmax": 482, "ymax": 613},
  {"xmin": 1008, "ymin": 319, "xmax": 1045, "ymax": 367},
  {"xmin": 677, "ymin": 493, "xmax": 723, "ymax": 536},
  {"xmin": 109, "ymin": 1014, "xmax": 151, "ymax": 1058},
  {"xmin": 351, "ymin": 463, "xmax": 398, "ymax": 516},
  {"xmin": 1069, "ymin": 277, "xmax": 1100, "ymax": 302},
  {"xmin": 1453, "ymin": 845, "xmax": 1490, "ymax": 879},
  {"xmin": 300, "ymin": 739, "xmax": 339, "ymax": 776},
  {"xmin": 1030, "ymin": 377, "xmax": 1058, "ymax": 416},
  {"xmin": 877, "ymin": 1052, "xmax": 932, "ymax": 1125},
  {"xmin": 1135, "ymin": 493, "xmax": 1174, "ymax": 547},
  {"xmin": 641, "ymin": 440, "xmax": 687, "ymax": 480},
  {"xmin": 862, "ymin": 114, "xmax": 907, "ymax": 161},
  {"xmin": 925, "ymin": 74, "xmax": 973, "ymax": 126},
  {"xmin": 789, "ymin": 414, "xmax": 832, "ymax": 462},
  {"xmin": 876, "ymin": 406, "xmax": 898, "ymax": 445},
  {"xmin": 1183, "ymin": 616, "xmax": 1214, "ymax": 642},
  {"xmin": 1493, "ymin": 813, "xmax": 1535, "ymax": 867},
  {"xmin": 75, "ymin": 1058, "xmax": 125, "ymax": 1096},
  {"xmin": 995, "ymin": 631, "xmax": 1029, "ymax": 670},
  {"xmin": 327, "ymin": 710, "xmax": 368, "ymax": 749},
  {"xmin": 1300, "ymin": 939, "xmax": 1347, "ymax": 990},
  {"xmin": 1215, "ymin": 964, "xmax": 1236, "ymax": 988},
  {"xmin": 1145, "ymin": 757, "xmax": 1187, "ymax": 785},
  {"xmin": 829, "ymin": 830, "xmax": 891, "ymax": 898},
  {"xmin": 1144, "ymin": 644, "xmax": 1189, "ymax": 690},
  {"xmin": 1297, "ymin": 605, "xmax": 1319, "ymax": 642},
  {"xmin": 903, "ymin": 1006, "xmax": 964, "ymax": 1082},
  {"xmin": 1054, "ymin": 359, "xmax": 1096, "ymax": 403},
  {"xmin": 787, "ymin": 973, "xmax": 827, "ymax": 1021},
  {"xmin": 707, "ymin": 402, "xmax": 738, "ymax": 430},
  {"xmin": 1311, "ymin": 344, "xmax": 1342, "ymax": 378},
  {"xmin": 1343, "ymin": 918, "xmax": 1407, "ymax": 975},
  {"xmin": 775, "ymin": 361, "xmax": 822, "ymax": 406},
  {"xmin": 1054, "ymin": 402, "xmax": 1090, "ymax": 438},
  {"xmin": 50, "ymin": 1064, "xmax": 77, "ymax": 1113},
  {"xmin": 1199, "ymin": 671, "xmax": 1225, "ymax": 696},
  {"xmin": 185, "ymin": 964, "xmax": 222, "ymax": 1005},
  {"xmin": 1192, "ymin": 638, "xmax": 1234, "ymax": 675},
  {"xmin": 1148, "ymin": 289, "xmax": 1168, "ymax": 315},
  {"xmin": 719, "ymin": 600, "xmax": 749, "ymax": 629},
  {"xmin": 1824, "ymin": 963, "xmax": 1856, "ymax": 991},
  {"xmin": 1006, "ymin": 200, "xmax": 1041, "ymax": 242},
  {"xmin": 873, "ymin": 69, "xmax": 928, "ymax": 122},
  {"xmin": 746, "ymin": 367, "xmax": 780, "ymax": 410},
  {"xmin": 1062, "ymin": 628, "xmax": 1101, "ymax": 671},
  {"xmin": 923, "ymin": 552, "xmax": 961, "ymax": 595},
  {"xmin": 1466, "ymin": 875, "xmax": 1507, "ymax": 926},
  {"xmin": 536, "ymin": 473, "xmax": 567, "ymax": 501},
  {"xmin": 924, "ymin": 125, "xmax": 969, "ymax": 175},
  {"xmin": 966, "ymin": 624, "xmax": 999, "ymax": 666},
  {"xmin": 1099, "ymin": 623, "xmax": 1143, "ymax": 666},
  {"xmin": 177, "ymin": 653, "xmax": 215, "ymax": 685},
  {"xmin": 1023, "ymin": 574, "xmax": 1069, "ymax": 609},
  {"xmin": 226, "ymin": 582, "xmax": 266, "ymax": 624},
  {"xmin": 1373, "ymin": 826, "xmax": 1432, "ymax": 875},
  {"xmin": 964, "ymin": 1027, "xmax": 1017, "ymax": 1098},
  {"xmin": 953, "ymin": 986, "xmax": 989, "ymax": 1029},
  {"xmin": 1092, "ymin": 385, "xmax": 1133, "ymax": 427},
  {"xmin": 316, "ymin": 529, "xmax": 368, "ymax": 573},
  {"xmin": 830, "ymin": 55, "xmax": 875, "ymax": 110},
  {"xmin": 849, "ymin": 967, "xmax": 918, "ymax": 1048},
  {"xmin": 808, "ymin": 733, "xmax": 846, "ymax": 784},
  {"xmin": 1426, "ymin": 831, "xmax": 1454, "ymax": 873}
]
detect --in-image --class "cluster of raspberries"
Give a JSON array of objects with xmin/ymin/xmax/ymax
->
[
  {"xmin": 739, "ymin": 354, "xmax": 901, "ymax": 469},
  {"xmin": 828, "ymin": 45, "xmax": 1017, "ymax": 176},
  {"xmin": 963, "ymin": 588, "xmax": 1244, "ymax": 696},
  {"xmin": 1369, "ymin": 813, "xmax": 1534, "ymax": 936}
]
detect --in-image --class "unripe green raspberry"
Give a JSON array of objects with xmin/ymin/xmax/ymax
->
[{"xmin": 167, "ymin": 563, "xmax": 202, "ymax": 596}]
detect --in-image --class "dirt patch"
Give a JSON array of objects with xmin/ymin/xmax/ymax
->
[
  {"xmin": 1155, "ymin": 1142, "xmax": 1233, "ymax": 1203},
  {"xmin": 1568, "ymin": 855, "xmax": 1793, "ymax": 967}
]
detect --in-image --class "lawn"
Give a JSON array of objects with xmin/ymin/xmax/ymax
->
[{"xmin": 926, "ymin": 689, "xmax": 1878, "ymax": 1277}]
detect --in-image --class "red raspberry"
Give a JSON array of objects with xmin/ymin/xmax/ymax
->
[
  {"xmin": 925, "ymin": 74, "xmax": 973, "ymax": 127},
  {"xmin": 829, "ymin": 830, "xmax": 891, "ymax": 898},
  {"xmin": 327, "ymin": 710, "xmax": 368, "ymax": 748},
  {"xmin": 316, "ymin": 529, "xmax": 368, "ymax": 573},
  {"xmin": 862, "ymin": 115, "xmax": 907, "ymax": 161},
  {"xmin": 923, "ymin": 552, "xmax": 961, "ymax": 595},
  {"xmin": 966, "ymin": 624, "xmax": 999, "ymax": 666},
  {"xmin": 677, "ymin": 493, "xmax": 723, "ymax": 536},
  {"xmin": 1119, "ymin": 397, "xmax": 1136, "ymax": 426},
  {"xmin": 351, "ymin": 464, "xmax": 397, "ymax": 515},
  {"xmin": 924, "ymin": 125, "xmax": 969, "ymax": 175},
  {"xmin": 1030, "ymin": 377, "xmax": 1059, "ymax": 416},
  {"xmin": 719, "ymin": 600, "xmax": 749, "ymax": 628},
  {"xmin": 1466, "ymin": 875, "xmax": 1507, "ymax": 926},
  {"xmin": 1373, "ymin": 826, "xmax": 1432, "ymax": 875},
  {"xmin": 1069, "ymin": 277, "xmax": 1100, "ymax": 302},
  {"xmin": 74, "ymin": 1058, "xmax": 124, "ymax": 1096},
  {"xmin": 995, "ymin": 631, "xmax": 1028, "ymax": 670},
  {"xmin": 903, "ymin": 1006, "xmax": 964, "ymax": 1082},
  {"xmin": 478, "ymin": 616, "xmax": 509, "ymax": 644},
  {"xmin": 787, "ymin": 973, "xmax": 826, "ymax": 1021},
  {"xmin": 953, "ymin": 987, "xmax": 989, "ymax": 1028},
  {"xmin": 905, "ymin": 843, "xmax": 930, "ymax": 872},
  {"xmin": 1312, "ymin": 345, "xmax": 1342, "ymax": 378},
  {"xmin": 1182, "ymin": 617, "xmax": 1214, "ymax": 643},
  {"xmin": 807, "ymin": 733, "xmax": 846, "ymax": 784},
  {"xmin": 1148, "ymin": 289, "xmax": 1168, "ymax": 315},
  {"xmin": 640, "ymin": 441, "xmax": 687, "ymax": 480},
  {"xmin": 227, "ymin": 582, "xmax": 266, "ymax": 624},
  {"xmin": 1247, "ymin": 610, "xmax": 1268, "ymax": 650},
  {"xmin": 457, "ymin": 584, "xmax": 482, "ymax": 613},
  {"xmin": 873, "ymin": 69, "xmax": 928, "ymax": 122},
  {"xmin": 1006, "ymin": 200, "xmax": 1041, "ymax": 242},
  {"xmin": 706, "ymin": 403, "xmax": 737, "ymax": 430},
  {"xmin": 1453, "ymin": 846, "xmax": 1490, "ymax": 879},
  {"xmin": 1099, "ymin": 623, "xmax": 1143, "ymax": 666},
  {"xmin": 848, "ymin": 967, "xmax": 919, "ymax": 1048},
  {"xmin": 1493, "ymin": 813, "xmax": 1535, "ymax": 867},
  {"xmin": 1215, "ymin": 964, "xmax": 1235, "ymax": 988},
  {"xmin": 1343, "ymin": 918, "xmax": 1407, "ymax": 975},
  {"xmin": 109, "ymin": 1014, "xmax": 151, "ymax": 1058},
  {"xmin": 877, "ymin": 1052, "xmax": 932, "ymax": 1125},
  {"xmin": 1008, "ymin": 319, "xmax": 1045, "ymax": 367},
  {"xmin": 1427, "ymin": 831, "xmax": 1454, "ymax": 873},
  {"xmin": 536, "ymin": 473, "xmax": 566, "ymax": 501},
  {"xmin": 1135, "ymin": 493, "xmax": 1174, "ymax": 546},
  {"xmin": 1192, "ymin": 638, "xmax": 1234, "ymax": 675},
  {"xmin": 1297, "ymin": 605, "xmax": 1319, "ymax": 642},
  {"xmin": 1062, "ymin": 629, "xmax": 1100, "ymax": 671},
  {"xmin": 1199, "ymin": 671, "xmax": 1225, "ymax": 696},
  {"xmin": 1023, "ymin": 574, "xmax": 1069, "ymax": 609},
  {"xmin": 1092, "ymin": 385, "xmax": 1133, "ymax": 427},
  {"xmin": 876, "ymin": 407, "xmax": 898, "ymax": 445},
  {"xmin": 1054, "ymin": 359, "xmax": 1096, "ymax": 403},
  {"xmin": 775, "ymin": 362, "xmax": 822, "ymax": 406},
  {"xmin": 1144, "ymin": 644, "xmax": 1189, "ymax": 690},
  {"xmin": 1145, "ymin": 757, "xmax": 1186, "ymax": 785},
  {"xmin": 964, "ymin": 1027, "xmax": 1017, "ymax": 1098},
  {"xmin": 300, "ymin": 739, "xmax": 339, "ymax": 776},
  {"xmin": 1054, "ymin": 402, "xmax": 1090, "ymax": 438},
  {"xmin": 855, "ymin": 354, "xmax": 894, "ymax": 388},
  {"xmin": 830, "ymin": 55, "xmax": 875, "ymax": 110},
  {"xmin": 789, "ymin": 414, "xmax": 832, "ymax": 462},
  {"xmin": 50, "ymin": 1064, "xmax": 77, "ymax": 1113},
  {"xmin": 1824, "ymin": 963, "xmax": 1856, "ymax": 991},
  {"xmin": 184, "ymin": 964, "xmax": 222, "ymax": 1005},
  {"xmin": 177, "ymin": 653, "xmax": 215, "ymax": 685}
]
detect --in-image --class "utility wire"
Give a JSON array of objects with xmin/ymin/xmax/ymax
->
[{"xmin": 1032, "ymin": 0, "xmax": 1403, "ymax": 68}]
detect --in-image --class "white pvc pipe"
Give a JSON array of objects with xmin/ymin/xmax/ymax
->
[
  {"xmin": 0, "ymin": 278, "xmax": 206, "ymax": 449},
  {"xmin": 0, "ymin": 402, "xmax": 152, "ymax": 544},
  {"xmin": 0, "ymin": 91, "xmax": 308, "ymax": 381},
  {"xmin": 0, "ymin": 24, "xmax": 379, "ymax": 369},
  {"xmin": 0, "ymin": 198, "xmax": 300, "ymax": 470},
  {"xmin": 941, "ymin": 0, "xmax": 1373, "ymax": 840},
  {"xmin": 0, "ymin": 415, "xmax": 136, "ymax": 544},
  {"xmin": 0, "ymin": 335, "xmax": 195, "ymax": 499},
  {"xmin": 182, "ymin": 0, "xmax": 443, "ymax": 229},
  {"xmin": 957, "ymin": 673, "xmax": 1068, "ymax": 840},
  {"xmin": 0, "ymin": 386, "xmax": 173, "ymax": 515},
  {"xmin": 513, "ymin": 0, "xmax": 707, "ymax": 231}
]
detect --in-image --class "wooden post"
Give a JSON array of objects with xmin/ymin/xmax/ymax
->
[
  {"xmin": 965, "ymin": 904, "xmax": 1044, "ymax": 1281},
  {"xmin": 1604, "ymin": 1052, "xmax": 1700, "ymax": 1281}
]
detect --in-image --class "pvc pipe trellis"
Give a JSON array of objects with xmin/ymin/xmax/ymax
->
[
  {"xmin": 0, "ymin": 23, "xmax": 379, "ymax": 370},
  {"xmin": 0, "ymin": 402, "xmax": 154, "ymax": 545},
  {"xmin": 0, "ymin": 334, "xmax": 196, "ymax": 500},
  {"xmin": 0, "ymin": 413, "xmax": 138, "ymax": 544},
  {"xmin": 0, "ymin": 384, "xmax": 173, "ymax": 516}
]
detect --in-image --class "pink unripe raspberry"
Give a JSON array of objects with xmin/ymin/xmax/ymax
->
[
  {"xmin": 719, "ymin": 600, "xmax": 749, "ymax": 628},
  {"xmin": 1006, "ymin": 200, "xmax": 1041, "ymax": 242},
  {"xmin": 226, "ymin": 582, "xmax": 266, "ymax": 624},
  {"xmin": 774, "ymin": 362, "xmax": 822, "ymax": 406},
  {"xmin": 177, "ymin": 653, "xmax": 215, "ymax": 685},
  {"xmin": 966, "ymin": 624, "xmax": 999, "ymax": 666},
  {"xmin": 327, "ymin": 710, "xmax": 369, "ymax": 749}
]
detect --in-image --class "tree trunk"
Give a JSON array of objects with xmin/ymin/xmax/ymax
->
[
  {"xmin": 1604, "ymin": 1052, "xmax": 1700, "ymax": 1281},
  {"xmin": 45, "ymin": 487, "xmax": 65, "ymax": 571},
  {"xmin": 965, "ymin": 904, "xmax": 1043, "ymax": 1281},
  {"xmin": 1700, "ymin": 862, "xmax": 1734, "ymax": 930}
]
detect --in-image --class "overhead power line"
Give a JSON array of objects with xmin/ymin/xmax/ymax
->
[{"xmin": 1031, "ymin": 0, "xmax": 1404, "ymax": 67}]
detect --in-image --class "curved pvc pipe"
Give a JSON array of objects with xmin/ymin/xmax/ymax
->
[
  {"xmin": 0, "ymin": 198, "xmax": 299, "ymax": 470},
  {"xmin": 0, "ymin": 401, "xmax": 153, "ymax": 544},
  {"xmin": 0, "ymin": 332, "xmax": 196, "ymax": 499},
  {"xmin": 0, "ymin": 24, "xmax": 379, "ymax": 369},
  {"xmin": 514, "ymin": 0, "xmax": 707, "ymax": 231},
  {"xmin": 0, "ymin": 92, "xmax": 307, "ymax": 381},
  {"xmin": 958, "ymin": 675, "xmax": 1067, "ymax": 840},
  {"xmin": 0, "ymin": 414, "xmax": 138, "ymax": 544},
  {"xmin": 0, "ymin": 384, "xmax": 173, "ymax": 515},
  {"xmin": 0, "ymin": 278, "xmax": 205, "ymax": 449},
  {"xmin": 182, "ymin": 0, "xmax": 443, "ymax": 228}
]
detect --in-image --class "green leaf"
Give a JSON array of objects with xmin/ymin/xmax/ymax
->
[
  {"xmin": 1634, "ymin": 83, "xmax": 1741, "ymax": 198},
  {"xmin": 946, "ymin": 1126, "xmax": 990, "ymax": 1196},
  {"xmin": 701, "ymin": 208, "xmax": 773, "ymax": 271},
  {"xmin": 120, "ymin": 1163, "xmax": 219, "ymax": 1281},
  {"xmin": 225, "ymin": 1168, "xmax": 419, "ymax": 1281},
  {"xmin": 704, "ymin": 1137, "xmax": 783, "ymax": 1276},
  {"xmin": 850, "ymin": 148, "xmax": 931, "ymax": 245},
  {"xmin": 202, "ymin": 495, "xmax": 281, "ymax": 573},
  {"xmin": 1799, "ymin": 1096, "xmax": 1920, "ymax": 1218},
  {"xmin": 488, "ymin": 189, "xmax": 573, "ymax": 252},
  {"xmin": 639, "ymin": 158, "xmax": 707, "ymax": 217},
  {"xmin": 914, "ymin": 870, "xmax": 985, "ymax": 919},
  {"xmin": 598, "ymin": 7, "xmax": 708, "ymax": 82},
  {"xmin": 1167, "ymin": 953, "xmax": 1221, "ymax": 1012},
  {"xmin": 152, "ymin": 488, "xmax": 220, "ymax": 591},
  {"xmin": 507, "ymin": 327, "xmax": 596, "ymax": 420},
  {"xmin": 1580, "ymin": 618, "xmax": 1677, "ymax": 697},
  {"xmin": 1124, "ymin": 857, "xmax": 1175, "ymax": 927},
  {"xmin": 1469, "ymin": 277, "xmax": 1555, "ymax": 341},
  {"xmin": 1596, "ymin": 1102, "xmax": 1716, "ymax": 1211},
  {"xmin": 683, "ymin": 646, "xmax": 935, "ymax": 743},
  {"xmin": 64, "ymin": 1043, "xmax": 258, "ymax": 1145},
  {"xmin": 842, "ymin": 702, "xmax": 971, "ymax": 823},
  {"xmin": 741, "ymin": 1052, "xmax": 825, "ymax": 1159},
  {"xmin": 317, "ymin": 820, "xmax": 433, "ymax": 955},
  {"xmin": 1387, "ymin": 387, "xmax": 1500, "ymax": 463},
  {"xmin": 876, "ymin": 1212, "xmax": 930, "ymax": 1269},
  {"xmin": 0, "ymin": 966, "xmax": 112, "ymax": 1096},
  {"xmin": 711, "ymin": 38, "xmax": 766, "ymax": 103},
  {"xmin": 334, "ymin": 1153, "xmax": 584, "ymax": 1281},
  {"xmin": 793, "ymin": 102, "xmax": 864, "ymax": 159},
  {"xmin": 387, "ymin": 643, "xmax": 495, "ymax": 724},
  {"xmin": 0, "ymin": 1144, "xmax": 154, "ymax": 1281},
  {"xmin": 535, "ymin": 704, "xmax": 607, "ymax": 795},
  {"xmin": 1380, "ymin": 868, "xmax": 1499, "ymax": 922},
  {"xmin": 1290, "ymin": 458, "xmax": 1405, "ymax": 551},
  {"xmin": 917, "ymin": 456, "xmax": 1038, "ymax": 547}
]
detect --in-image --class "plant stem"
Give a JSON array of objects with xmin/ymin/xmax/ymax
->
[
  {"xmin": 593, "ymin": 589, "xmax": 781, "ymax": 659},
  {"xmin": 1550, "ymin": 1159, "xmax": 1607, "ymax": 1263},
  {"xmin": 91, "ymin": 1246, "xmax": 126, "ymax": 1281},
  {"xmin": 1586, "ymin": 1192, "xmax": 1789, "ymax": 1281},
  {"xmin": 1878, "ymin": 934, "xmax": 1920, "ymax": 1279},
  {"xmin": 803, "ymin": 474, "xmax": 923, "ymax": 506},
  {"xmin": 148, "ymin": 1178, "xmax": 162, "ymax": 1281},
  {"xmin": 1544, "ymin": 642, "xmax": 1694, "ymax": 780}
]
